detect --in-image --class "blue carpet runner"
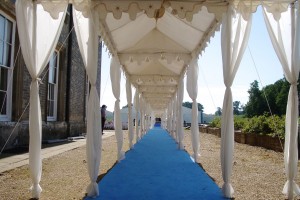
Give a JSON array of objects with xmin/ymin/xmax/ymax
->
[{"xmin": 86, "ymin": 127, "xmax": 225, "ymax": 200}]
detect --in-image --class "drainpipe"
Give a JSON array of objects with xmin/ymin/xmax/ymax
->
[{"xmin": 65, "ymin": 5, "xmax": 73, "ymax": 136}]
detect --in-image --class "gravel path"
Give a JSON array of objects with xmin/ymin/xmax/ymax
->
[{"xmin": 0, "ymin": 130, "xmax": 299, "ymax": 199}]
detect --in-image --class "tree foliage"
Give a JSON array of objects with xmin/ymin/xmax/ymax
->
[
  {"xmin": 182, "ymin": 101, "xmax": 204, "ymax": 112},
  {"xmin": 215, "ymin": 107, "xmax": 222, "ymax": 116},
  {"xmin": 244, "ymin": 78, "xmax": 290, "ymax": 117},
  {"xmin": 244, "ymin": 80, "xmax": 265, "ymax": 117},
  {"xmin": 210, "ymin": 116, "xmax": 221, "ymax": 128},
  {"xmin": 233, "ymin": 101, "xmax": 244, "ymax": 115},
  {"xmin": 208, "ymin": 76, "xmax": 299, "ymax": 139}
]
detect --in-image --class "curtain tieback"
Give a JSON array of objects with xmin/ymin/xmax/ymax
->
[
  {"xmin": 291, "ymin": 81, "xmax": 298, "ymax": 86},
  {"xmin": 32, "ymin": 78, "xmax": 43, "ymax": 85}
]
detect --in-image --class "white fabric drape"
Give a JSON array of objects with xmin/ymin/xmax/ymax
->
[
  {"xmin": 175, "ymin": 94, "xmax": 179, "ymax": 142},
  {"xmin": 186, "ymin": 58, "xmax": 201, "ymax": 163},
  {"xmin": 172, "ymin": 95, "xmax": 178, "ymax": 142},
  {"xmin": 221, "ymin": 4, "xmax": 252, "ymax": 198},
  {"xmin": 126, "ymin": 78, "xmax": 134, "ymax": 148},
  {"xmin": 139, "ymin": 96, "xmax": 144, "ymax": 138},
  {"xmin": 73, "ymin": 8, "xmax": 102, "ymax": 197},
  {"xmin": 134, "ymin": 90, "xmax": 140, "ymax": 142},
  {"xmin": 263, "ymin": 4, "xmax": 300, "ymax": 199},
  {"xmin": 168, "ymin": 103, "xmax": 171, "ymax": 132},
  {"xmin": 177, "ymin": 77, "xmax": 184, "ymax": 149},
  {"xmin": 168, "ymin": 102, "xmax": 171, "ymax": 133},
  {"xmin": 151, "ymin": 112, "xmax": 155, "ymax": 128},
  {"xmin": 15, "ymin": 1, "xmax": 67, "ymax": 198},
  {"xmin": 110, "ymin": 57, "xmax": 125, "ymax": 162}
]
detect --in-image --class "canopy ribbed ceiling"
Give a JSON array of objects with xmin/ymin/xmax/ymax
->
[{"xmin": 99, "ymin": 1, "xmax": 222, "ymax": 111}]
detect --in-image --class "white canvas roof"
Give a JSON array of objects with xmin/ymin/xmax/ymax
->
[{"xmin": 38, "ymin": 0, "xmax": 293, "ymax": 112}]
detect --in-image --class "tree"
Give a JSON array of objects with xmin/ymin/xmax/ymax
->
[
  {"xmin": 244, "ymin": 80, "xmax": 265, "ymax": 117},
  {"xmin": 233, "ymin": 101, "xmax": 241, "ymax": 115},
  {"xmin": 215, "ymin": 107, "xmax": 222, "ymax": 116},
  {"xmin": 244, "ymin": 78, "xmax": 290, "ymax": 117},
  {"xmin": 273, "ymin": 78, "xmax": 289, "ymax": 115},
  {"xmin": 182, "ymin": 101, "xmax": 204, "ymax": 112},
  {"xmin": 197, "ymin": 103, "xmax": 204, "ymax": 112}
]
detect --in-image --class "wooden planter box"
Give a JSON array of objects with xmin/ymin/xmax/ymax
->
[
  {"xmin": 234, "ymin": 131, "xmax": 246, "ymax": 144},
  {"xmin": 207, "ymin": 128, "xmax": 221, "ymax": 137},
  {"xmin": 202, "ymin": 127, "xmax": 284, "ymax": 152},
  {"xmin": 199, "ymin": 126, "xmax": 208, "ymax": 133}
]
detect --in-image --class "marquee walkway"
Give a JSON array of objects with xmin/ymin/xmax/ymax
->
[{"xmin": 86, "ymin": 127, "xmax": 225, "ymax": 200}]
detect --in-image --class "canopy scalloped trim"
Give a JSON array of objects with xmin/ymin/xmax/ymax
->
[
  {"xmin": 38, "ymin": 0, "xmax": 295, "ymax": 69},
  {"xmin": 39, "ymin": 1, "xmax": 294, "ymax": 20},
  {"xmin": 130, "ymin": 74, "xmax": 179, "ymax": 86}
]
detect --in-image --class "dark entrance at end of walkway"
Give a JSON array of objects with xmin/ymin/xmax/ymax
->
[{"xmin": 155, "ymin": 117, "xmax": 161, "ymax": 127}]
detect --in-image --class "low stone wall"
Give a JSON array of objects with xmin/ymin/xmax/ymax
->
[
  {"xmin": 199, "ymin": 127, "xmax": 284, "ymax": 152},
  {"xmin": 0, "ymin": 121, "xmax": 86, "ymax": 150}
]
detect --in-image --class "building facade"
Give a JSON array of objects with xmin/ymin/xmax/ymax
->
[{"xmin": 0, "ymin": 1, "xmax": 102, "ymax": 150}]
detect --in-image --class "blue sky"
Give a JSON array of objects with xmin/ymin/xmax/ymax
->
[{"xmin": 100, "ymin": 6, "xmax": 284, "ymax": 114}]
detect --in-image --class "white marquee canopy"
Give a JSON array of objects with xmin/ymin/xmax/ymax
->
[{"xmin": 14, "ymin": 0, "xmax": 299, "ymax": 199}]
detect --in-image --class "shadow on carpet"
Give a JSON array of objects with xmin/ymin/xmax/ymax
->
[{"xmin": 85, "ymin": 127, "xmax": 225, "ymax": 200}]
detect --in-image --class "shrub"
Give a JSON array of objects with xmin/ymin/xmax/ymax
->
[
  {"xmin": 242, "ymin": 115, "xmax": 270, "ymax": 134},
  {"xmin": 209, "ymin": 114, "xmax": 286, "ymax": 139},
  {"xmin": 209, "ymin": 117, "xmax": 221, "ymax": 128},
  {"xmin": 234, "ymin": 115, "xmax": 247, "ymax": 130},
  {"xmin": 266, "ymin": 115, "xmax": 285, "ymax": 139}
]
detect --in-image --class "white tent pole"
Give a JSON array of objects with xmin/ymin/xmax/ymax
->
[
  {"xmin": 16, "ymin": 1, "xmax": 67, "ymax": 198},
  {"xmin": 176, "ymin": 92, "xmax": 180, "ymax": 144},
  {"xmin": 30, "ymin": 3, "xmax": 41, "ymax": 197},
  {"xmin": 262, "ymin": 3, "xmax": 300, "ymax": 199},
  {"xmin": 110, "ymin": 57, "xmax": 125, "ymax": 162},
  {"xmin": 220, "ymin": 7, "xmax": 234, "ymax": 197},
  {"xmin": 220, "ymin": 4, "xmax": 252, "ymax": 198},
  {"xmin": 73, "ymin": 8, "xmax": 102, "ymax": 197},
  {"xmin": 177, "ymin": 77, "xmax": 184, "ymax": 149},
  {"xmin": 171, "ymin": 100, "xmax": 176, "ymax": 140},
  {"xmin": 167, "ymin": 102, "xmax": 171, "ymax": 133},
  {"xmin": 169, "ymin": 101, "xmax": 172, "ymax": 135},
  {"xmin": 134, "ymin": 90, "xmax": 140, "ymax": 142},
  {"xmin": 169, "ymin": 102, "xmax": 172, "ymax": 133},
  {"xmin": 186, "ymin": 58, "xmax": 201, "ymax": 163},
  {"xmin": 126, "ymin": 78, "xmax": 134, "ymax": 148},
  {"xmin": 144, "ymin": 103, "xmax": 147, "ymax": 133},
  {"xmin": 172, "ymin": 95, "xmax": 177, "ymax": 141},
  {"xmin": 139, "ymin": 96, "xmax": 144, "ymax": 137}
]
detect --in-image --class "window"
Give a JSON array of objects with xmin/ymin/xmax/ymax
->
[
  {"xmin": 0, "ymin": 13, "xmax": 15, "ymax": 121},
  {"xmin": 47, "ymin": 51, "xmax": 59, "ymax": 121}
]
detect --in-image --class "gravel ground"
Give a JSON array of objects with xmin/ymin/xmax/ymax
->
[{"xmin": 0, "ymin": 129, "xmax": 299, "ymax": 199}]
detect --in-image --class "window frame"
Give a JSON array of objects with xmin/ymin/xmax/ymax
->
[
  {"xmin": 47, "ymin": 50, "xmax": 60, "ymax": 122},
  {"xmin": 0, "ymin": 11, "xmax": 16, "ymax": 121}
]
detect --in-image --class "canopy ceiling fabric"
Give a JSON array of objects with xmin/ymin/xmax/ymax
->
[{"xmin": 38, "ymin": 0, "xmax": 293, "ymax": 113}]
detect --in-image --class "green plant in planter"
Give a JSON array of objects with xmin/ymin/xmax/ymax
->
[{"xmin": 209, "ymin": 117, "xmax": 221, "ymax": 128}]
